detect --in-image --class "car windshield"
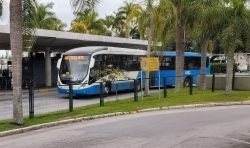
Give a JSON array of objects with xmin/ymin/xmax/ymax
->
[{"xmin": 59, "ymin": 55, "xmax": 90, "ymax": 84}]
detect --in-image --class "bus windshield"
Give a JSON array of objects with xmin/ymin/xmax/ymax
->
[{"xmin": 59, "ymin": 56, "xmax": 90, "ymax": 84}]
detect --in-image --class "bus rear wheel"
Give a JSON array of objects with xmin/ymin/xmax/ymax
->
[
  {"xmin": 136, "ymin": 80, "xmax": 141, "ymax": 91},
  {"xmin": 183, "ymin": 77, "xmax": 191, "ymax": 87}
]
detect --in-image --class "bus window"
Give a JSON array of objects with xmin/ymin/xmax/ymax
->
[
  {"xmin": 185, "ymin": 57, "xmax": 201, "ymax": 70},
  {"xmin": 126, "ymin": 55, "xmax": 141, "ymax": 71},
  {"xmin": 160, "ymin": 56, "xmax": 175, "ymax": 70}
]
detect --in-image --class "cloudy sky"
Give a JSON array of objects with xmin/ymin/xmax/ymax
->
[
  {"xmin": 0, "ymin": 0, "xmax": 137, "ymax": 29},
  {"xmin": 38, "ymin": 0, "xmax": 127, "ymax": 29}
]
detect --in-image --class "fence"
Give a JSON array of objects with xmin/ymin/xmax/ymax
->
[
  {"xmin": 24, "ymin": 76, "xmax": 198, "ymax": 119},
  {"xmin": 0, "ymin": 74, "xmax": 223, "ymax": 120}
]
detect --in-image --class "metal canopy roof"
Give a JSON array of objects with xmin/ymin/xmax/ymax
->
[{"xmin": 0, "ymin": 25, "xmax": 148, "ymax": 52}]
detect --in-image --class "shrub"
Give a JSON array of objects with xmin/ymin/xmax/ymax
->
[{"xmin": 210, "ymin": 63, "xmax": 238, "ymax": 74}]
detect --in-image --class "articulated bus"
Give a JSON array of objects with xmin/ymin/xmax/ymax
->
[{"xmin": 57, "ymin": 47, "xmax": 210, "ymax": 96}]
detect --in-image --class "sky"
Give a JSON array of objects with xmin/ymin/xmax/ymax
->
[
  {"xmin": 0, "ymin": 0, "xmax": 132, "ymax": 29},
  {"xmin": 38, "ymin": 0, "xmax": 127, "ymax": 29}
]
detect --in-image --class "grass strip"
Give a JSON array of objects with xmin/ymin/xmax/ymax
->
[{"xmin": 1, "ymin": 88, "xmax": 250, "ymax": 132}]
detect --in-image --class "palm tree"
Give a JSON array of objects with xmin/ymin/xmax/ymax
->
[
  {"xmin": 0, "ymin": 0, "xmax": 3, "ymax": 16},
  {"xmin": 157, "ymin": 0, "xmax": 212, "ymax": 92},
  {"xmin": 10, "ymin": 0, "xmax": 24, "ymax": 125},
  {"xmin": 70, "ymin": 9, "xmax": 110, "ymax": 35},
  {"xmin": 194, "ymin": 0, "xmax": 226, "ymax": 90},
  {"xmin": 137, "ymin": 9, "xmax": 148, "ymax": 40},
  {"xmin": 220, "ymin": 0, "xmax": 250, "ymax": 95},
  {"xmin": 9, "ymin": 0, "xmax": 38, "ymax": 125},
  {"xmin": 9, "ymin": 0, "xmax": 99, "ymax": 125},
  {"xmin": 32, "ymin": 2, "xmax": 66, "ymax": 31},
  {"xmin": 116, "ymin": 2, "xmax": 142, "ymax": 38},
  {"xmin": 154, "ymin": 0, "xmax": 191, "ymax": 92},
  {"xmin": 101, "ymin": 15, "xmax": 116, "ymax": 36},
  {"xmin": 142, "ymin": 0, "xmax": 154, "ymax": 96},
  {"xmin": 70, "ymin": 0, "xmax": 99, "ymax": 14},
  {"xmin": 172, "ymin": 0, "xmax": 186, "ymax": 92},
  {"xmin": 112, "ymin": 12, "xmax": 126, "ymax": 37}
]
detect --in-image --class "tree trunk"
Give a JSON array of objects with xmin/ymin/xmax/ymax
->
[
  {"xmin": 225, "ymin": 50, "xmax": 234, "ymax": 95},
  {"xmin": 10, "ymin": 0, "xmax": 23, "ymax": 124},
  {"xmin": 199, "ymin": 38, "xmax": 208, "ymax": 90},
  {"xmin": 125, "ymin": 23, "xmax": 130, "ymax": 38},
  {"xmin": 144, "ymin": 1, "xmax": 154, "ymax": 96},
  {"xmin": 175, "ymin": 8, "xmax": 185, "ymax": 92}
]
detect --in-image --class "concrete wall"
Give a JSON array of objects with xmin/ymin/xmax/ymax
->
[{"xmin": 197, "ymin": 74, "xmax": 250, "ymax": 90}]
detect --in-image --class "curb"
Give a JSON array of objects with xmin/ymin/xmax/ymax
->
[{"xmin": 1, "ymin": 101, "xmax": 250, "ymax": 137}]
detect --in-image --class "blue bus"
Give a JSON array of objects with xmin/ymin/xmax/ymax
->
[
  {"xmin": 57, "ymin": 47, "xmax": 210, "ymax": 96},
  {"xmin": 151, "ymin": 51, "xmax": 210, "ymax": 87},
  {"xmin": 57, "ymin": 46, "xmax": 146, "ymax": 96}
]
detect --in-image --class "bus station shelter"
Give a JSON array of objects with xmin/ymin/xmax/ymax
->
[{"xmin": 0, "ymin": 25, "xmax": 149, "ymax": 87}]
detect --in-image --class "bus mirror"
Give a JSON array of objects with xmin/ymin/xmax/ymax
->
[
  {"xmin": 90, "ymin": 58, "xmax": 95, "ymax": 68},
  {"xmin": 57, "ymin": 58, "xmax": 62, "ymax": 70}
]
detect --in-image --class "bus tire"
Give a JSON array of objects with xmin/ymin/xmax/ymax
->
[
  {"xmin": 137, "ymin": 80, "xmax": 141, "ymax": 91},
  {"xmin": 104, "ymin": 82, "xmax": 111, "ymax": 97},
  {"xmin": 183, "ymin": 77, "xmax": 191, "ymax": 87}
]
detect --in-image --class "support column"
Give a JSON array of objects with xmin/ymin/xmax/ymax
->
[{"xmin": 45, "ymin": 48, "xmax": 52, "ymax": 87}]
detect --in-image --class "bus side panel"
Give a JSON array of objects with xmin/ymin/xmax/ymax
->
[
  {"xmin": 111, "ymin": 80, "xmax": 134, "ymax": 92},
  {"xmin": 77, "ymin": 84, "xmax": 101, "ymax": 95},
  {"xmin": 153, "ymin": 68, "xmax": 210, "ymax": 87},
  {"xmin": 206, "ymin": 67, "xmax": 211, "ymax": 75},
  {"xmin": 136, "ymin": 71, "xmax": 146, "ymax": 79},
  {"xmin": 184, "ymin": 69, "xmax": 199, "ymax": 84},
  {"xmin": 152, "ymin": 70, "xmax": 176, "ymax": 86}
]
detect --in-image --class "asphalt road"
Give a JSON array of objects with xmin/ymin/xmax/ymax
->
[
  {"xmin": 1, "ymin": 106, "xmax": 250, "ymax": 148},
  {"xmin": 0, "ymin": 89, "xmax": 160, "ymax": 120}
]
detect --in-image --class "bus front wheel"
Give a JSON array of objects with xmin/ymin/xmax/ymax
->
[{"xmin": 104, "ymin": 82, "xmax": 111, "ymax": 97}]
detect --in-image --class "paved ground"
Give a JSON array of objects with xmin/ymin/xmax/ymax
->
[
  {"xmin": 1, "ymin": 106, "xmax": 250, "ymax": 148},
  {"xmin": 0, "ymin": 89, "xmax": 160, "ymax": 120}
]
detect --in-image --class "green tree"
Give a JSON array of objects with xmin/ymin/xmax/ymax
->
[
  {"xmin": 137, "ymin": 9, "xmax": 148, "ymax": 40},
  {"xmin": 194, "ymin": 0, "xmax": 226, "ymax": 90},
  {"xmin": 9, "ymin": 0, "xmax": 37, "ymax": 125},
  {"xmin": 0, "ymin": 0, "xmax": 3, "ymax": 16},
  {"xmin": 10, "ymin": 0, "xmax": 25, "ymax": 125},
  {"xmin": 112, "ymin": 12, "xmax": 126, "ymax": 37},
  {"xmin": 156, "ymin": 0, "xmax": 197, "ymax": 92},
  {"xmin": 9, "ymin": 0, "xmax": 98, "ymax": 125},
  {"xmin": 70, "ymin": 9, "xmax": 111, "ymax": 35},
  {"xmin": 116, "ymin": 2, "xmax": 142, "ymax": 38},
  {"xmin": 220, "ymin": 0, "xmax": 250, "ymax": 95},
  {"xmin": 70, "ymin": 0, "xmax": 99, "ymax": 14},
  {"xmin": 32, "ymin": 2, "xmax": 66, "ymax": 31},
  {"xmin": 143, "ymin": 0, "xmax": 155, "ymax": 96}
]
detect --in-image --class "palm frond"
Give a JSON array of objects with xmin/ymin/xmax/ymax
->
[
  {"xmin": 70, "ymin": 0, "xmax": 99, "ymax": 14},
  {"xmin": 22, "ymin": 0, "xmax": 37, "ymax": 52},
  {"xmin": 0, "ymin": 0, "xmax": 3, "ymax": 16}
]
